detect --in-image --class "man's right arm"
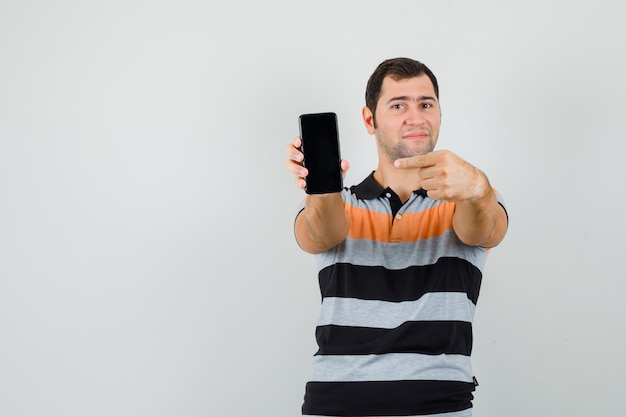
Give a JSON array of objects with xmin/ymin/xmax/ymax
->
[
  {"xmin": 285, "ymin": 136, "xmax": 350, "ymax": 254},
  {"xmin": 295, "ymin": 193, "xmax": 350, "ymax": 254}
]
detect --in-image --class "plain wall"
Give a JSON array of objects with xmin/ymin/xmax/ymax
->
[{"xmin": 1, "ymin": 0, "xmax": 624, "ymax": 416}]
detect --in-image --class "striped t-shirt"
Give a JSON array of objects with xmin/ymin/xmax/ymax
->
[{"xmin": 299, "ymin": 172, "xmax": 504, "ymax": 417}]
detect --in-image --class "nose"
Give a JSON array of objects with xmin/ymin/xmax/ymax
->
[{"xmin": 405, "ymin": 107, "xmax": 425, "ymax": 125}]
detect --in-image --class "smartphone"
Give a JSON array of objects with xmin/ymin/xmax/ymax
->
[{"xmin": 298, "ymin": 112, "xmax": 343, "ymax": 194}]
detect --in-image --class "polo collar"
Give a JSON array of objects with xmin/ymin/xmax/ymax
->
[{"xmin": 350, "ymin": 171, "xmax": 427, "ymax": 200}]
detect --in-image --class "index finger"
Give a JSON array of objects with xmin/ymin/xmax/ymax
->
[
  {"xmin": 393, "ymin": 155, "xmax": 424, "ymax": 169},
  {"xmin": 395, "ymin": 152, "xmax": 439, "ymax": 169}
]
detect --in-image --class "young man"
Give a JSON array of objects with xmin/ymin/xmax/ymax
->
[{"xmin": 285, "ymin": 57, "xmax": 508, "ymax": 417}]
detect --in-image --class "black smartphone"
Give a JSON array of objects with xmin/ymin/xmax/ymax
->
[{"xmin": 298, "ymin": 112, "xmax": 343, "ymax": 194}]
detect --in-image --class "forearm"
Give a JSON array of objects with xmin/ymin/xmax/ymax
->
[
  {"xmin": 453, "ymin": 178, "xmax": 507, "ymax": 248},
  {"xmin": 295, "ymin": 193, "xmax": 350, "ymax": 254}
]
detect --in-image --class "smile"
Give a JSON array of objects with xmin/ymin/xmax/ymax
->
[{"xmin": 402, "ymin": 132, "xmax": 429, "ymax": 140}]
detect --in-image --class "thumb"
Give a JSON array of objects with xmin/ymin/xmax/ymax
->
[{"xmin": 341, "ymin": 159, "xmax": 350, "ymax": 178}]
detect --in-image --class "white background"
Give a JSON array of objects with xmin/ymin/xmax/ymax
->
[{"xmin": 1, "ymin": 1, "xmax": 625, "ymax": 416}]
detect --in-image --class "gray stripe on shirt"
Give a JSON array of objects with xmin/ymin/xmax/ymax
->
[
  {"xmin": 317, "ymin": 293, "xmax": 476, "ymax": 328},
  {"xmin": 309, "ymin": 352, "xmax": 474, "ymax": 383}
]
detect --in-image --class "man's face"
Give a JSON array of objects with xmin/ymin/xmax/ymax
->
[{"xmin": 364, "ymin": 74, "xmax": 441, "ymax": 161}]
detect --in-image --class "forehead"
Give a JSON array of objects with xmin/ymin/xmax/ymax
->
[{"xmin": 379, "ymin": 74, "xmax": 437, "ymax": 101}]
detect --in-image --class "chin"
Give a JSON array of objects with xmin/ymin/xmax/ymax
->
[{"xmin": 408, "ymin": 146, "xmax": 434, "ymax": 157}]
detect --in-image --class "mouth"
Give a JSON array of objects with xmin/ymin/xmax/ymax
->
[{"xmin": 402, "ymin": 130, "xmax": 430, "ymax": 140}]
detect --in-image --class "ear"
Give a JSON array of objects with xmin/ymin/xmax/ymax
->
[{"xmin": 362, "ymin": 106, "xmax": 376, "ymax": 135}]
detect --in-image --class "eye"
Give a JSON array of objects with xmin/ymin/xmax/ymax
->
[
  {"xmin": 422, "ymin": 102, "xmax": 433, "ymax": 109},
  {"xmin": 392, "ymin": 103, "xmax": 405, "ymax": 110}
]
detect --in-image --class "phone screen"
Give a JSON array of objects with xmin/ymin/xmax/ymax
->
[{"xmin": 298, "ymin": 112, "xmax": 343, "ymax": 194}]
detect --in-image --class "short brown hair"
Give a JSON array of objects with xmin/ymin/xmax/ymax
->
[{"xmin": 365, "ymin": 57, "xmax": 439, "ymax": 123}]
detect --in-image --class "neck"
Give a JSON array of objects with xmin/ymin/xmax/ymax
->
[{"xmin": 372, "ymin": 161, "xmax": 421, "ymax": 203}]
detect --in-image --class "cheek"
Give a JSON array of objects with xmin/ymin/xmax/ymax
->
[
  {"xmin": 381, "ymin": 116, "xmax": 403, "ymax": 130},
  {"xmin": 428, "ymin": 114, "xmax": 441, "ymax": 129}
]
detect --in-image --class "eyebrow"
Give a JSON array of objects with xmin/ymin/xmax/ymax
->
[{"xmin": 386, "ymin": 95, "xmax": 437, "ymax": 104}]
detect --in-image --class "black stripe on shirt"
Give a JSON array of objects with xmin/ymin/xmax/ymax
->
[
  {"xmin": 302, "ymin": 380, "xmax": 475, "ymax": 416},
  {"xmin": 315, "ymin": 321, "xmax": 473, "ymax": 356},
  {"xmin": 319, "ymin": 257, "xmax": 482, "ymax": 304}
]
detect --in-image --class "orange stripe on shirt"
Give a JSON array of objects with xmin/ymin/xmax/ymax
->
[{"xmin": 346, "ymin": 201, "xmax": 456, "ymax": 243}]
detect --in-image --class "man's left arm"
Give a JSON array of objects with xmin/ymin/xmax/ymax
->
[
  {"xmin": 452, "ymin": 184, "xmax": 508, "ymax": 247},
  {"xmin": 394, "ymin": 150, "xmax": 508, "ymax": 247}
]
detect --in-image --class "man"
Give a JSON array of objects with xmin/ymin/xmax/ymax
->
[{"xmin": 285, "ymin": 57, "xmax": 508, "ymax": 417}]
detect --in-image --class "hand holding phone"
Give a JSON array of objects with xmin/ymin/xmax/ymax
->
[{"xmin": 298, "ymin": 112, "xmax": 343, "ymax": 194}]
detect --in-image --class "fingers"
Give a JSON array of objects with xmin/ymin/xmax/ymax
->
[
  {"xmin": 396, "ymin": 150, "xmax": 487, "ymax": 201},
  {"xmin": 393, "ymin": 153, "xmax": 438, "ymax": 169},
  {"xmin": 285, "ymin": 136, "xmax": 350, "ymax": 191},
  {"xmin": 394, "ymin": 158, "xmax": 417, "ymax": 169},
  {"xmin": 285, "ymin": 136, "xmax": 307, "ymax": 190},
  {"xmin": 284, "ymin": 155, "xmax": 307, "ymax": 177},
  {"xmin": 285, "ymin": 136, "xmax": 303, "ymax": 162}
]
